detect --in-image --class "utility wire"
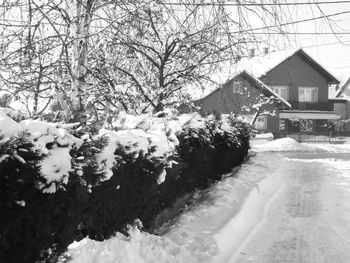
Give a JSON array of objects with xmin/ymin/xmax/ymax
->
[
  {"xmin": 245, "ymin": 32, "xmax": 350, "ymax": 35},
  {"xmin": 2, "ymin": 0, "xmax": 350, "ymax": 8},
  {"xmin": 2, "ymin": 9, "xmax": 350, "ymax": 33},
  {"xmin": 230, "ymin": 10, "xmax": 350, "ymax": 34},
  {"xmin": 159, "ymin": 1, "xmax": 350, "ymax": 6}
]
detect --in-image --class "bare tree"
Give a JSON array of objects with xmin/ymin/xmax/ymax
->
[
  {"xmin": 0, "ymin": 0, "xmax": 330, "ymax": 121},
  {"xmin": 0, "ymin": 0, "xmax": 71, "ymax": 117},
  {"xmin": 87, "ymin": 0, "xmax": 295, "ymax": 114}
]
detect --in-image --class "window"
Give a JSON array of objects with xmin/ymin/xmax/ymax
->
[
  {"xmin": 271, "ymin": 86, "xmax": 289, "ymax": 100},
  {"xmin": 255, "ymin": 115, "xmax": 267, "ymax": 130},
  {"xmin": 298, "ymin": 87, "xmax": 318, "ymax": 102},
  {"xmin": 231, "ymin": 81, "xmax": 244, "ymax": 93}
]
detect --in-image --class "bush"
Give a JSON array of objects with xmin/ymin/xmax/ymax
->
[
  {"xmin": 0, "ymin": 134, "xmax": 107, "ymax": 263},
  {"xmin": 0, "ymin": 114, "xmax": 253, "ymax": 262}
]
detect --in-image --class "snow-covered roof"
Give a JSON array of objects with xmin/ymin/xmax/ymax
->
[
  {"xmin": 233, "ymin": 49, "xmax": 298, "ymax": 78},
  {"xmin": 212, "ymin": 49, "xmax": 297, "ymax": 83},
  {"xmin": 215, "ymin": 48, "xmax": 339, "ymax": 85}
]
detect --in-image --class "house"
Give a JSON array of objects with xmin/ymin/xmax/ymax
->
[
  {"xmin": 331, "ymin": 77, "xmax": 350, "ymax": 135},
  {"xmin": 197, "ymin": 48, "xmax": 341, "ymax": 139},
  {"xmin": 197, "ymin": 70, "xmax": 290, "ymax": 131}
]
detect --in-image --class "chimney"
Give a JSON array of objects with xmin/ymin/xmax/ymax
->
[
  {"xmin": 263, "ymin": 47, "xmax": 269, "ymax": 55},
  {"xmin": 235, "ymin": 54, "xmax": 241, "ymax": 62},
  {"xmin": 249, "ymin": 48, "xmax": 255, "ymax": 58}
]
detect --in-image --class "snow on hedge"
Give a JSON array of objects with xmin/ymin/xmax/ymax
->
[
  {"xmin": 0, "ymin": 108, "xmax": 246, "ymax": 192},
  {"xmin": 96, "ymin": 112, "xmax": 208, "ymax": 181},
  {"xmin": 0, "ymin": 108, "xmax": 23, "ymax": 137},
  {"xmin": 0, "ymin": 108, "xmax": 83, "ymax": 193}
]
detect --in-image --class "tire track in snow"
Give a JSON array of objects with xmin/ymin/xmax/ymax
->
[{"xmin": 233, "ymin": 157, "xmax": 350, "ymax": 263}]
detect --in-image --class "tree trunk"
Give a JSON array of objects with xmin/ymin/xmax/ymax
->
[{"xmin": 70, "ymin": 0, "xmax": 95, "ymax": 123}]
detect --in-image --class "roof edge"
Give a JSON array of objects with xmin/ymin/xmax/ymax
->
[
  {"xmin": 335, "ymin": 77, "xmax": 350, "ymax": 97},
  {"xmin": 242, "ymin": 70, "xmax": 291, "ymax": 108},
  {"xmin": 297, "ymin": 49, "xmax": 340, "ymax": 84}
]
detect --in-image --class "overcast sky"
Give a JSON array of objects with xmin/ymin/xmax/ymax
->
[{"xmin": 271, "ymin": 1, "xmax": 350, "ymax": 84}]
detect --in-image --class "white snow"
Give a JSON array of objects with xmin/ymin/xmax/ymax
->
[
  {"xmin": 64, "ymin": 153, "xmax": 287, "ymax": 263},
  {"xmin": 0, "ymin": 154, "xmax": 10, "ymax": 163},
  {"xmin": 252, "ymin": 137, "xmax": 325, "ymax": 152},
  {"xmin": 254, "ymin": 133, "xmax": 274, "ymax": 140},
  {"xmin": 64, "ymin": 140, "xmax": 350, "ymax": 263},
  {"xmin": 0, "ymin": 109, "xmax": 225, "ymax": 192},
  {"xmin": 97, "ymin": 112, "xmax": 220, "ymax": 181},
  {"xmin": 0, "ymin": 108, "xmax": 82, "ymax": 193},
  {"xmin": 39, "ymin": 147, "xmax": 72, "ymax": 191},
  {"xmin": 0, "ymin": 108, "xmax": 23, "ymax": 137},
  {"xmin": 65, "ymin": 227, "xmax": 195, "ymax": 263},
  {"xmin": 157, "ymin": 168, "xmax": 167, "ymax": 184}
]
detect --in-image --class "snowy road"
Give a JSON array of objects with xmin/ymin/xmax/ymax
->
[
  {"xmin": 67, "ymin": 140, "xmax": 350, "ymax": 263},
  {"xmin": 231, "ymin": 154, "xmax": 350, "ymax": 263}
]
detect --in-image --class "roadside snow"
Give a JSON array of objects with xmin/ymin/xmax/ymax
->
[
  {"xmin": 65, "ymin": 227, "xmax": 195, "ymax": 263},
  {"xmin": 64, "ymin": 153, "xmax": 287, "ymax": 263},
  {"xmin": 254, "ymin": 133, "xmax": 274, "ymax": 140},
  {"xmin": 252, "ymin": 136, "xmax": 350, "ymax": 153},
  {"xmin": 65, "ymin": 142, "xmax": 350, "ymax": 263},
  {"xmin": 252, "ymin": 137, "xmax": 324, "ymax": 152}
]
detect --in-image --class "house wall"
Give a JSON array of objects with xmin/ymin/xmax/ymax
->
[
  {"xmin": 261, "ymin": 54, "xmax": 329, "ymax": 110},
  {"xmin": 267, "ymin": 114, "xmax": 280, "ymax": 135},
  {"xmin": 333, "ymin": 102, "xmax": 346, "ymax": 118},
  {"xmin": 346, "ymin": 101, "xmax": 350, "ymax": 120},
  {"xmin": 199, "ymin": 77, "xmax": 266, "ymax": 114}
]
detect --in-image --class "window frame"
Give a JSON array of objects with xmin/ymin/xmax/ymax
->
[
  {"xmin": 231, "ymin": 80, "xmax": 244, "ymax": 94},
  {"xmin": 255, "ymin": 115, "xmax": 267, "ymax": 130},
  {"xmin": 271, "ymin": 86, "xmax": 289, "ymax": 101},
  {"xmin": 298, "ymin": 87, "xmax": 318, "ymax": 103}
]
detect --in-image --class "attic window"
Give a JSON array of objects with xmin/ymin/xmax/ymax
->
[{"xmin": 231, "ymin": 81, "xmax": 244, "ymax": 93}]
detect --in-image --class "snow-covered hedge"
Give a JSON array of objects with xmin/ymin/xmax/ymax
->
[{"xmin": 0, "ymin": 108, "xmax": 253, "ymax": 263}]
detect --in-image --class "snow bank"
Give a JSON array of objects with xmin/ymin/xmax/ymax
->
[
  {"xmin": 64, "ymin": 227, "xmax": 195, "ymax": 263},
  {"xmin": 255, "ymin": 133, "xmax": 274, "ymax": 140},
  {"xmin": 252, "ymin": 137, "xmax": 323, "ymax": 152},
  {"xmin": 65, "ymin": 153, "xmax": 288, "ymax": 263}
]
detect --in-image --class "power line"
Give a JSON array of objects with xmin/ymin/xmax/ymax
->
[
  {"xmin": 230, "ymin": 10, "xmax": 350, "ymax": 34},
  {"xmin": 2, "ymin": 0, "xmax": 350, "ymax": 8},
  {"xmin": 2, "ymin": 9, "xmax": 350, "ymax": 34},
  {"xmin": 247, "ymin": 32, "xmax": 350, "ymax": 35},
  {"xmin": 160, "ymin": 1, "xmax": 350, "ymax": 6},
  {"xmin": 301, "ymin": 40, "xmax": 350, "ymax": 48}
]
